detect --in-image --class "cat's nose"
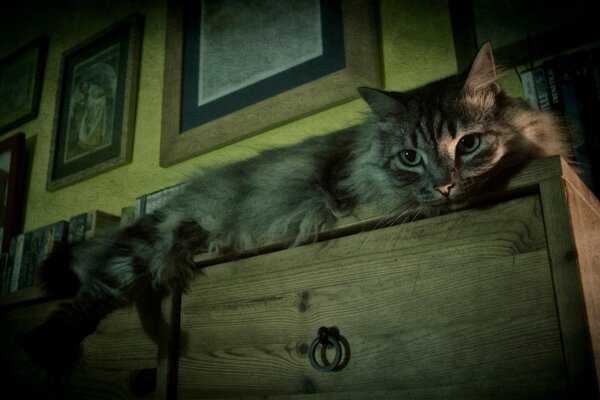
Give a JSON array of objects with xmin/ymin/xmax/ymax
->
[{"xmin": 436, "ymin": 183, "xmax": 454, "ymax": 197}]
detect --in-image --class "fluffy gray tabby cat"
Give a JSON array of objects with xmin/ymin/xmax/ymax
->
[{"xmin": 24, "ymin": 43, "xmax": 571, "ymax": 372}]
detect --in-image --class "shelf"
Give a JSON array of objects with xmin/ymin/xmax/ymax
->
[{"xmin": 0, "ymin": 286, "xmax": 56, "ymax": 308}]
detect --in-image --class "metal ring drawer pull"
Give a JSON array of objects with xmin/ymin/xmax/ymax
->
[{"xmin": 309, "ymin": 327, "xmax": 342, "ymax": 372}]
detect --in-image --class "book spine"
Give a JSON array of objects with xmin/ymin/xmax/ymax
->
[
  {"xmin": 20, "ymin": 231, "xmax": 39, "ymax": 289},
  {"xmin": 136, "ymin": 183, "xmax": 188, "ymax": 218},
  {"xmin": 34, "ymin": 226, "xmax": 55, "ymax": 286},
  {"xmin": 84, "ymin": 211, "xmax": 96, "ymax": 240},
  {"xmin": 543, "ymin": 59, "xmax": 564, "ymax": 112},
  {"xmin": 588, "ymin": 49, "xmax": 600, "ymax": 194},
  {"xmin": 550, "ymin": 52, "xmax": 594, "ymax": 189},
  {"xmin": 135, "ymin": 195, "xmax": 147, "ymax": 218},
  {"xmin": 0, "ymin": 253, "xmax": 7, "ymax": 294},
  {"xmin": 17, "ymin": 232, "xmax": 30, "ymax": 289},
  {"xmin": 5, "ymin": 237, "xmax": 17, "ymax": 293},
  {"xmin": 68, "ymin": 213, "xmax": 87, "ymax": 243},
  {"xmin": 29, "ymin": 229, "xmax": 45, "ymax": 288},
  {"xmin": 29, "ymin": 221, "xmax": 66, "ymax": 286},
  {"xmin": 120, "ymin": 206, "xmax": 136, "ymax": 227},
  {"xmin": 145, "ymin": 192, "xmax": 159, "ymax": 214},
  {"xmin": 592, "ymin": 52, "xmax": 600, "ymax": 105},
  {"xmin": 53, "ymin": 220, "xmax": 68, "ymax": 245},
  {"xmin": 520, "ymin": 69, "xmax": 539, "ymax": 109},
  {"xmin": 92, "ymin": 211, "xmax": 120, "ymax": 231},
  {"xmin": 532, "ymin": 66, "xmax": 551, "ymax": 111},
  {"xmin": 10, "ymin": 234, "xmax": 24, "ymax": 292},
  {"xmin": 570, "ymin": 50, "xmax": 599, "ymax": 194}
]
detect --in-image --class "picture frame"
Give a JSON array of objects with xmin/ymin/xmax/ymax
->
[
  {"xmin": 161, "ymin": 0, "xmax": 381, "ymax": 167},
  {"xmin": 448, "ymin": 0, "xmax": 600, "ymax": 70},
  {"xmin": 47, "ymin": 14, "xmax": 143, "ymax": 191},
  {"xmin": 0, "ymin": 36, "xmax": 48, "ymax": 136},
  {"xmin": 0, "ymin": 132, "xmax": 26, "ymax": 253}
]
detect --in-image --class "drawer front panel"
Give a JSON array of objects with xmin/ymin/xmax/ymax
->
[
  {"xmin": 179, "ymin": 196, "xmax": 566, "ymax": 398},
  {"xmin": 0, "ymin": 298, "xmax": 159, "ymax": 399}
]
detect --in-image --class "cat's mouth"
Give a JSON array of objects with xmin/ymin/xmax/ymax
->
[{"xmin": 418, "ymin": 190, "xmax": 472, "ymax": 210}]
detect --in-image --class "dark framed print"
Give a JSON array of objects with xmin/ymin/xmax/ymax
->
[
  {"xmin": 0, "ymin": 36, "xmax": 48, "ymax": 136},
  {"xmin": 449, "ymin": 0, "xmax": 600, "ymax": 70},
  {"xmin": 0, "ymin": 133, "xmax": 26, "ymax": 253},
  {"xmin": 47, "ymin": 14, "xmax": 143, "ymax": 191},
  {"xmin": 161, "ymin": 0, "xmax": 381, "ymax": 166}
]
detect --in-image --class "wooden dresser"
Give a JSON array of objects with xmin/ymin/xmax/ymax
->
[{"xmin": 1, "ymin": 156, "xmax": 599, "ymax": 399}]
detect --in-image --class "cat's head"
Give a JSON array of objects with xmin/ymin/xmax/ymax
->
[{"xmin": 359, "ymin": 42, "xmax": 568, "ymax": 211}]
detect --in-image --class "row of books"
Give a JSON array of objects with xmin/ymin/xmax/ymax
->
[
  {"xmin": 0, "ymin": 210, "xmax": 120, "ymax": 294},
  {"xmin": 520, "ymin": 46, "xmax": 600, "ymax": 195},
  {"xmin": 0, "ymin": 182, "xmax": 188, "ymax": 295},
  {"xmin": 134, "ymin": 182, "xmax": 187, "ymax": 217}
]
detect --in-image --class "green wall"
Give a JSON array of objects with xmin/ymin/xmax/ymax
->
[{"xmin": 0, "ymin": 0, "xmax": 459, "ymax": 232}]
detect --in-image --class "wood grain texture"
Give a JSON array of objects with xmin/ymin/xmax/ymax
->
[
  {"xmin": 539, "ymin": 178, "xmax": 598, "ymax": 397},
  {"xmin": 178, "ymin": 196, "xmax": 567, "ymax": 398},
  {"xmin": 561, "ymin": 158, "xmax": 600, "ymax": 390},
  {"xmin": 0, "ymin": 297, "xmax": 161, "ymax": 399},
  {"xmin": 192, "ymin": 156, "xmax": 567, "ymax": 268},
  {"xmin": 2, "ymin": 156, "xmax": 597, "ymax": 399},
  {"xmin": 0, "ymin": 285, "xmax": 55, "ymax": 308},
  {"xmin": 193, "ymin": 385, "xmax": 567, "ymax": 400}
]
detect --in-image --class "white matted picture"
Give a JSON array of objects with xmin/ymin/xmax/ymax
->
[{"xmin": 161, "ymin": 0, "xmax": 382, "ymax": 166}]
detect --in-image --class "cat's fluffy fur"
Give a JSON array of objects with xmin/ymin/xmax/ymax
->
[{"xmin": 23, "ymin": 43, "xmax": 571, "ymax": 372}]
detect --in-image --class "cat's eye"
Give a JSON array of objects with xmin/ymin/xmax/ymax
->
[
  {"xmin": 457, "ymin": 134, "xmax": 481, "ymax": 154},
  {"xmin": 398, "ymin": 149, "xmax": 421, "ymax": 167}
]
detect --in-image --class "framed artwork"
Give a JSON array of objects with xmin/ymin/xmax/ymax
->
[
  {"xmin": 449, "ymin": 0, "xmax": 600, "ymax": 70},
  {"xmin": 0, "ymin": 36, "xmax": 48, "ymax": 135},
  {"xmin": 161, "ymin": 0, "xmax": 381, "ymax": 166},
  {"xmin": 47, "ymin": 14, "xmax": 143, "ymax": 191},
  {"xmin": 0, "ymin": 132, "xmax": 26, "ymax": 253}
]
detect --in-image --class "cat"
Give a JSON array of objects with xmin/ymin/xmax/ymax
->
[{"xmin": 22, "ymin": 42, "xmax": 571, "ymax": 373}]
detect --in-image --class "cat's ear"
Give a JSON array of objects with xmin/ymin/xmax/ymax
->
[
  {"xmin": 358, "ymin": 87, "xmax": 403, "ymax": 117},
  {"xmin": 465, "ymin": 42, "xmax": 501, "ymax": 94}
]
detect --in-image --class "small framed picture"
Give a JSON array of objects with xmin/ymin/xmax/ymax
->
[
  {"xmin": 0, "ymin": 36, "xmax": 48, "ymax": 136},
  {"xmin": 0, "ymin": 132, "xmax": 26, "ymax": 253},
  {"xmin": 160, "ymin": 0, "xmax": 381, "ymax": 166},
  {"xmin": 47, "ymin": 14, "xmax": 143, "ymax": 191},
  {"xmin": 448, "ymin": 0, "xmax": 600, "ymax": 70}
]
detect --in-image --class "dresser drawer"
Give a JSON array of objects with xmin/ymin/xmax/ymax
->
[
  {"xmin": 176, "ymin": 195, "xmax": 573, "ymax": 399},
  {"xmin": 0, "ymin": 297, "xmax": 160, "ymax": 399}
]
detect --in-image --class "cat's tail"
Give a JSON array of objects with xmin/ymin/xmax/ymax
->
[
  {"xmin": 38, "ymin": 241, "xmax": 81, "ymax": 297},
  {"xmin": 20, "ymin": 242, "xmax": 90, "ymax": 372},
  {"xmin": 21, "ymin": 211, "xmax": 208, "ymax": 373},
  {"xmin": 21, "ymin": 278, "xmax": 124, "ymax": 373}
]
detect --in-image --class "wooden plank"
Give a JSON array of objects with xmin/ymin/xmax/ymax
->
[
  {"xmin": 538, "ymin": 177, "xmax": 598, "ymax": 397},
  {"xmin": 197, "ymin": 385, "xmax": 566, "ymax": 400},
  {"xmin": 178, "ymin": 196, "xmax": 566, "ymax": 398},
  {"xmin": 561, "ymin": 158, "xmax": 600, "ymax": 391},
  {"xmin": 0, "ymin": 297, "xmax": 161, "ymax": 399},
  {"xmin": 0, "ymin": 157, "xmax": 567, "ymax": 309},
  {"xmin": 0, "ymin": 285, "xmax": 57, "ymax": 309},
  {"xmin": 504, "ymin": 156, "xmax": 564, "ymax": 189},
  {"xmin": 81, "ymin": 303, "xmax": 160, "ymax": 370},
  {"xmin": 179, "ymin": 252, "xmax": 564, "ymax": 398},
  {"xmin": 192, "ymin": 156, "xmax": 566, "ymax": 268},
  {"xmin": 0, "ymin": 299, "xmax": 65, "ymax": 398}
]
